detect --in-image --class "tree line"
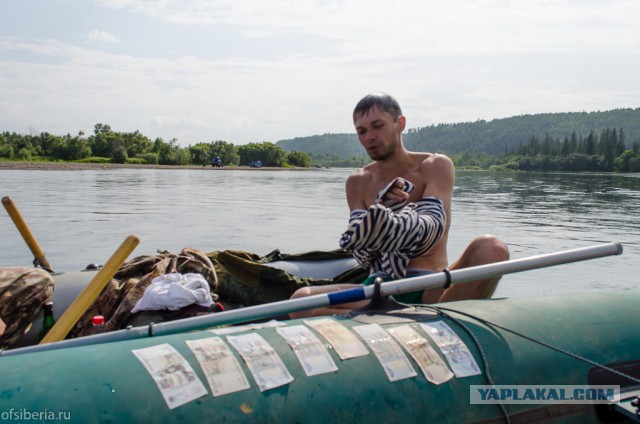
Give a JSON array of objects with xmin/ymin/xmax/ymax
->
[
  {"xmin": 405, "ymin": 108, "xmax": 640, "ymax": 156},
  {"xmin": 3, "ymin": 116, "xmax": 640, "ymax": 172},
  {"xmin": 0, "ymin": 123, "xmax": 312, "ymax": 168},
  {"xmin": 290, "ymin": 127, "xmax": 640, "ymax": 172},
  {"xmin": 451, "ymin": 127, "xmax": 640, "ymax": 172}
]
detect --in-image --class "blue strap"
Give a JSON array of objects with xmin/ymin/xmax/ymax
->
[{"xmin": 327, "ymin": 287, "xmax": 366, "ymax": 305}]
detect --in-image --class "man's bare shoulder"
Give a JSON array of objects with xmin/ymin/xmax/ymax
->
[
  {"xmin": 408, "ymin": 151, "xmax": 451, "ymax": 164},
  {"xmin": 345, "ymin": 167, "xmax": 371, "ymax": 195},
  {"xmin": 347, "ymin": 163, "xmax": 376, "ymax": 183},
  {"xmin": 346, "ymin": 166, "xmax": 376, "ymax": 210},
  {"xmin": 418, "ymin": 152, "xmax": 454, "ymax": 173},
  {"xmin": 418, "ymin": 153, "xmax": 455, "ymax": 199}
]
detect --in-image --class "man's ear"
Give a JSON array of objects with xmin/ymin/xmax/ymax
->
[{"xmin": 397, "ymin": 115, "xmax": 406, "ymax": 132}]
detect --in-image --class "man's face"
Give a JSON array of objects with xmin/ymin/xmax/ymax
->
[{"xmin": 354, "ymin": 106, "xmax": 404, "ymax": 161}]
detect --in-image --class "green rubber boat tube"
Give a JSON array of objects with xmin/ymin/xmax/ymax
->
[{"xmin": 1, "ymin": 290, "xmax": 639, "ymax": 423}]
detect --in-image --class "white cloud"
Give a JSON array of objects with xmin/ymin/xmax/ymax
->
[
  {"xmin": 86, "ymin": 30, "xmax": 120, "ymax": 44},
  {"xmin": 0, "ymin": 0, "xmax": 638, "ymax": 145},
  {"xmin": 94, "ymin": 0, "xmax": 640, "ymax": 54}
]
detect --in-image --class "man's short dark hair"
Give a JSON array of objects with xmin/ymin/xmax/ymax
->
[{"xmin": 353, "ymin": 92, "xmax": 403, "ymax": 122}]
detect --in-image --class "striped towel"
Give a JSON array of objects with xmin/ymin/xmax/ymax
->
[{"xmin": 340, "ymin": 178, "xmax": 446, "ymax": 279}]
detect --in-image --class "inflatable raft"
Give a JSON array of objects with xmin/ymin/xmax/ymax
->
[
  {"xmin": 1, "ymin": 241, "xmax": 638, "ymax": 422},
  {"xmin": 1, "ymin": 289, "xmax": 640, "ymax": 423}
]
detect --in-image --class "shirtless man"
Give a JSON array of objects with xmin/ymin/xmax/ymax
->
[{"xmin": 290, "ymin": 92, "xmax": 509, "ymax": 318}]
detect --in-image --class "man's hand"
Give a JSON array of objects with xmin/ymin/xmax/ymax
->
[
  {"xmin": 0, "ymin": 318, "xmax": 6, "ymax": 336},
  {"xmin": 378, "ymin": 178, "xmax": 410, "ymax": 204}
]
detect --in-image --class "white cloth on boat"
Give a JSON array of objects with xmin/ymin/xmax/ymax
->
[
  {"xmin": 131, "ymin": 273, "xmax": 213, "ymax": 313},
  {"xmin": 340, "ymin": 178, "xmax": 446, "ymax": 279}
]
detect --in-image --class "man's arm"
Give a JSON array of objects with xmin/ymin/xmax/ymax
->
[
  {"xmin": 339, "ymin": 194, "xmax": 446, "ymax": 278},
  {"xmin": 345, "ymin": 171, "xmax": 368, "ymax": 211},
  {"xmin": 421, "ymin": 154, "xmax": 454, "ymax": 212}
]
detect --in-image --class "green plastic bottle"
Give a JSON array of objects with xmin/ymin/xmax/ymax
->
[{"xmin": 38, "ymin": 302, "xmax": 56, "ymax": 341}]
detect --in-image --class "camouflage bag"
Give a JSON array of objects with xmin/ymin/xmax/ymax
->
[
  {"xmin": 0, "ymin": 267, "xmax": 54, "ymax": 349},
  {"xmin": 69, "ymin": 247, "xmax": 218, "ymax": 337}
]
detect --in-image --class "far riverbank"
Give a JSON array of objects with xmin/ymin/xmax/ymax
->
[{"xmin": 0, "ymin": 161, "xmax": 313, "ymax": 171}]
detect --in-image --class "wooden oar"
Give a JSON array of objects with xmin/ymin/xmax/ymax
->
[
  {"xmin": 3, "ymin": 241, "xmax": 620, "ymax": 356},
  {"xmin": 38, "ymin": 235, "xmax": 139, "ymax": 344},
  {"xmin": 2, "ymin": 196, "xmax": 54, "ymax": 272}
]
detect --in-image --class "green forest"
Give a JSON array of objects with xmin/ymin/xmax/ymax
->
[
  {"xmin": 455, "ymin": 128, "xmax": 640, "ymax": 172},
  {"xmin": 0, "ymin": 123, "xmax": 312, "ymax": 168},
  {"xmin": 2, "ymin": 108, "xmax": 640, "ymax": 171}
]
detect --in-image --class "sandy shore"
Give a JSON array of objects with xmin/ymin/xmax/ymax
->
[{"xmin": 0, "ymin": 161, "xmax": 309, "ymax": 171}]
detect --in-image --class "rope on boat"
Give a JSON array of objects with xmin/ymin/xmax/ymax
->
[
  {"xmin": 437, "ymin": 308, "xmax": 511, "ymax": 424},
  {"xmin": 431, "ymin": 305, "xmax": 640, "ymax": 387}
]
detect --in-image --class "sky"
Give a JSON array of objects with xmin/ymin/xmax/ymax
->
[{"xmin": 1, "ymin": 0, "xmax": 639, "ymax": 146}]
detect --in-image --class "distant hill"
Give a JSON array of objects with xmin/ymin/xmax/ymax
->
[
  {"xmin": 277, "ymin": 108, "xmax": 640, "ymax": 157},
  {"xmin": 276, "ymin": 133, "xmax": 361, "ymax": 156}
]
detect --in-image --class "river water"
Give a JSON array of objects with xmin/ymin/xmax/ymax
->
[{"xmin": 1, "ymin": 168, "xmax": 638, "ymax": 298}]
